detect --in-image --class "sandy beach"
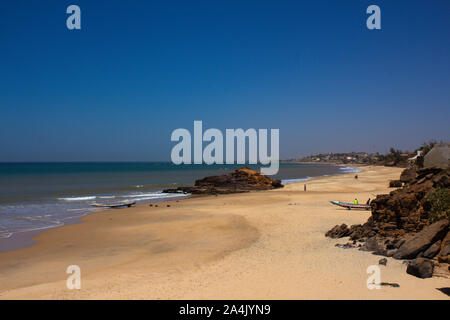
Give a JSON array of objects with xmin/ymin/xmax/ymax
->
[{"xmin": 0, "ymin": 165, "xmax": 448, "ymax": 300}]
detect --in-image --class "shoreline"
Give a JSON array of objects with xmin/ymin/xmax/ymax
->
[
  {"xmin": 1, "ymin": 165, "xmax": 448, "ymax": 299},
  {"xmin": 0, "ymin": 164, "xmax": 360, "ymax": 253},
  {"xmin": 0, "ymin": 194, "xmax": 190, "ymax": 253}
]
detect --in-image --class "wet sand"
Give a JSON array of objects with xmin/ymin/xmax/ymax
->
[{"xmin": 0, "ymin": 165, "xmax": 448, "ymax": 299}]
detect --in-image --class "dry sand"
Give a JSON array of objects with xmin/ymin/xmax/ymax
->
[{"xmin": 0, "ymin": 165, "xmax": 448, "ymax": 299}]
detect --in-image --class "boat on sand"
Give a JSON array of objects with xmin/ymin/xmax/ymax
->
[
  {"xmin": 330, "ymin": 200, "xmax": 370, "ymax": 210},
  {"xmin": 91, "ymin": 201, "xmax": 136, "ymax": 209}
]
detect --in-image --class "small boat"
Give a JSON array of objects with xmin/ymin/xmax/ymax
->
[
  {"xmin": 91, "ymin": 201, "xmax": 136, "ymax": 208},
  {"xmin": 330, "ymin": 200, "xmax": 370, "ymax": 210}
]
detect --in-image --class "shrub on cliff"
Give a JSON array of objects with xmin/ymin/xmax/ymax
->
[
  {"xmin": 426, "ymin": 187, "xmax": 450, "ymax": 223},
  {"xmin": 421, "ymin": 140, "xmax": 438, "ymax": 156}
]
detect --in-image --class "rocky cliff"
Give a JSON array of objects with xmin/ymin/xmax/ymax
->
[
  {"xmin": 346, "ymin": 167, "xmax": 450, "ymax": 241},
  {"xmin": 326, "ymin": 165, "xmax": 449, "ymax": 279}
]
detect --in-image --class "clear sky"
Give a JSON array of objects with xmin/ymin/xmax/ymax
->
[{"xmin": 0, "ymin": 0, "xmax": 449, "ymax": 161}]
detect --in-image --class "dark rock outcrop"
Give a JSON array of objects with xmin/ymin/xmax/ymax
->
[
  {"xmin": 325, "ymin": 146, "xmax": 449, "ymax": 278},
  {"xmin": 393, "ymin": 219, "xmax": 449, "ymax": 259},
  {"xmin": 163, "ymin": 167, "xmax": 283, "ymax": 195},
  {"xmin": 406, "ymin": 258, "xmax": 434, "ymax": 279},
  {"xmin": 360, "ymin": 236, "xmax": 399, "ymax": 257},
  {"xmin": 325, "ymin": 224, "xmax": 350, "ymax": 238},
  {"xmin": 389, "ymin": 180, "xmax": 402, "ymax": 188},
  {"xmin": 400, "ymin": 168, "xmax": 417, "ymax": 184},
  {"xmin": 438, "ymin": 232, "xmax": 450, "ymax": 263},
  {"xmin": 440, "ymin": 233, "xmax": 450, "ymax": 256},
  {"xmin": 343, "ymin": 167, "xmax": 450, "ymax": 240},
  {"xmin": 423, "ymin": 240, "xmax": 442, "ymax": 259}
]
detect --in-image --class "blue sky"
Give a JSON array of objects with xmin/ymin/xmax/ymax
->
[{"xmin": 0, "ymin": 0, "xmax": 449, "ymax": 161}]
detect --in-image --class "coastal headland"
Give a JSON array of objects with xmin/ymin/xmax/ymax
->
[{"xmin": 0, "ymin": 165, "xmax": 448, "ymax": 299}]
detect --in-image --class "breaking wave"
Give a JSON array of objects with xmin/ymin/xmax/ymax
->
[{"xmin": 339, "ymin": 166, "xmax": 362, "ymax": 174}]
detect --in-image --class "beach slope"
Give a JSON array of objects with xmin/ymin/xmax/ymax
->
[{"xmin": 0, "ymin": 166, "xmax": 448, "ymax": 299}]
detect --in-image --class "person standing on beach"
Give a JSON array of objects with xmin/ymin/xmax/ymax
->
[{"xmin": 354, "ymin": 198, "xmax": 358, "ymax": 204}]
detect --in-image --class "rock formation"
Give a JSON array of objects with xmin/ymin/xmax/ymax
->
[
  {"xmin": 392, "ymin": 219, "xmax": 448, "ymax": 259},
  {"xmin": 325, "ymin": 224, "xmax": 350, "ymax": 238},
  {"xmin": 389, "ymin": 180, "xmax": 402, "ymax": 188},
  {"xmin": 343, "ymin": 167, "xmax": 449, "ymax": 241},
  {"xmin": 163, "ymin": 167, "xmax": 283, "ymax": 195},
  {"xmin": 325, "ymin": 144, "xmax": 450, "ymax": 279},
  {"xmin": 406, "ymin": 258, "xmax": 434, "ymax": 278}
]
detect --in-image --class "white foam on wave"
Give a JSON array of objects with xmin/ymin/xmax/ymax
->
[
  {"xmin": 281, "ymin": 177, "xmax": 311, "ymax": 184},
  {"xmin": 339, "ymin": 166, "xmax": 362, "ymax": 174},
  {"xmin": 57, "ymin": 192, "xmax": 188, "ymax": 203},
  {"xmin": 124, "ymin": 192, "xmax": 189, "ymax": 200},
  {"xmin": 58, "ymin": 196, "xmax": 96, "ymax": 201},
  {"xmin": 0, "ymin": 232, "xmax": 12, "ymax": 239}
]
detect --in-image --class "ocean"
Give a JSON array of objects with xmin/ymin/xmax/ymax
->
[{"xmin": 0, "ymin": 162, "xmax": 360, "ymax": 249}]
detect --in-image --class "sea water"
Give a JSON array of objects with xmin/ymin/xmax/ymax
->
[{"xmin": 0, "ymin": 162, "xmax": 360, "ymax": 249}]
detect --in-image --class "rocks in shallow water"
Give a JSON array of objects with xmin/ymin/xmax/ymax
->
[
  {"xmin": 423, "ymin": 240, "xmax": 442, "ymax": 259},
  {"xmin": 325, "ymin": 224, "xmax": 350, "ymax": 238},
  {"xmin": 379, "ymin": 258, "xmax": 387, "ymax": 266},
  {"xmin": 406, "ymin": 258, "xmax": 434, "ymax": 279},
  {"xmin": 163, "ymin": 167, "xmax": 283, "ymax": 195},
  {"xmin": 393, "ymin": 219, "xmax": 449, "ymax": 259}
]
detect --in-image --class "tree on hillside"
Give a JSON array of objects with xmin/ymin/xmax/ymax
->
[{"xmin": 421, "ymin": 140, "xmax": 438, "ymax": 156}]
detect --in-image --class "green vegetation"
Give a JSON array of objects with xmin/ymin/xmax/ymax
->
[
  {"xmin": 420, "ymin": 140, "xmax": 438, "ymax": 156},
  {"xmin": 426, "ymin": 187, "xmax": 450, "ymax": 223},
  {"xmin": 376, "ymin": 148, "xmax": 403, "ymax": 164}
]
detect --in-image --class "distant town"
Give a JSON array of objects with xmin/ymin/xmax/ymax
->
[{"xmin": 283, "ymin": 141, "xmax": 441, "ymax": 167}]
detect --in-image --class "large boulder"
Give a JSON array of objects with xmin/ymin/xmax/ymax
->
[
  {"xmin": 393, "ymin": 219, "xmax": 449, "ymax": 259},
  {"xmin": 389, "ymin": 180, "xmax": 402, "ymax": 188},
  {"xmin": 422, "ymin": 240, "xmax": 442, "ymax": 259},
  {"xmin": 400, "ymin": 168, "xmax": 417, "ymax": 184},
  {"xmin": 163, "ymin": 167, "xmax": 284, "ymax": 195},
  {"xmin": 325, "ymin": 224, "xmax": 350, "ymax": 238},
  {"xmin": 440, "ymin": 233, "xmax": 450, "ymax": 256},
  {"xmin": 437, "ymin": 232, "xmax": 450, "ymax": 263},
  {"xmin": 406, "ymin": 258, "xmax": 434, "ymax": 279},
  {"xmin": 360, "ymin": 236, "xmax": 399, "ymax": 256},
  {"xmin": 424, "ymin": 143, "xmax": 450, "ymax": 169}
]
